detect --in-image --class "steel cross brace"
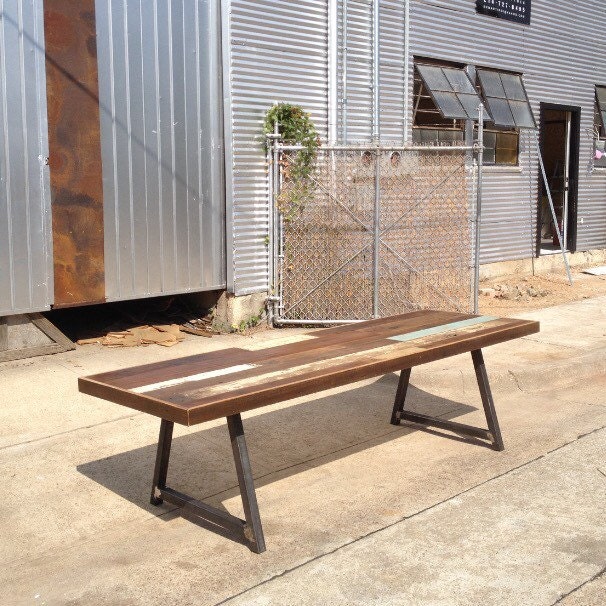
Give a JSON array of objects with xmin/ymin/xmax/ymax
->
[
  {"xmin": 150, "ymin": 414, "xmax": 266, "ymax": 553},
  {"xmin": 390, "ymin": 349, "xmax": 505, "ymax": 451}
]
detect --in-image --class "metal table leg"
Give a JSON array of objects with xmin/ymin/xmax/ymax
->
[
  {"xmin": 390, "ymin": 350, "xmax": 505, "ymax": 451},
  {"xmin": 149, "ymin": 413, "xmax": 266, "ymax": 553}
]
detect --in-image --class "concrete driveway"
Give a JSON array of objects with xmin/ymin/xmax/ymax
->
[{"xmin": 1, "ymin": 298, "xmax": 605, "ymax": 605}]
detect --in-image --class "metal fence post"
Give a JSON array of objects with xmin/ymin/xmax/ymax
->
[
  {"xmin": 474, "ymin": 104, "xmax": 484, "ymax": 314},
  {"xmin": 373, "ymin": 149, "xmax": 381, "ymax": 318}
]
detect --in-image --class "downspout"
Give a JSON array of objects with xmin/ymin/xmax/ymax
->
[
  {"xmin": 403, "ymin": 0, "xmax": 410, "ymax": 142},
  {"xmin": 372, "ymin": 0, "xmax": 380, "ymax": 316},
  {"xmin": 372, "ymin": 0, "xmax": 380, "ymax": 143},
  {"xmin": 342, "ymin": 0, "xmax": 348, "ymax": 143},
  {"xmin": 328, "ymin": 0, "xmax": 338, "ymax": 144}
]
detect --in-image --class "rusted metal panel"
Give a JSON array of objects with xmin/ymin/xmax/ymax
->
[{"xmin": 44, "ymin": 0, "xmax": 105, "ymax": 307}]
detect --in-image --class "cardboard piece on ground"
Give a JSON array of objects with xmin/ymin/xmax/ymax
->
[{"xmin": 77, "ymin": 324, "xmax": 185, "ymax": 348}]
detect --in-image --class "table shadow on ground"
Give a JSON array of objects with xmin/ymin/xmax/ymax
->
[{"xmin": 78, "ymin": 374, "xmax": 489, "ymax": 536}]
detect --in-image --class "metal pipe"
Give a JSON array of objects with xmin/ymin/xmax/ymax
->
[
  {"xmin": 220, "ymin": 0, "xmax": 235, "ymax": 293},
  {"xmin": 273, "ymin": 318, "xmax": 363, "ymax": 326},
  {"xmin": 372, "ymin": 0, "xmax": 380, "ymax": 143},
  {"xmin": 328, "ymin": 0, "xmax": 338, "ymax": 145},
  {"xmin": 372, "ymin": 0, "xmax": 381, "ymax": 318},
  {"xmin": 373, "ymin": 149, "xmax": 381, "ymax": 318},
  {"xmin": 474, "ymin": 103, "xmax": 484, "ymax": 314},
  {"xmin": 342, "ymin": 0, "xmax": 348, "ymax": 144},
  {"xmin": 266, "ymin": 135, "xmax": 274, "ymax": 326},
  {"xmin": 470, "ymin": 155, "xmax": 478, "ymax": 313},
  {"xmin": 535, "ymin": 131, "xmax": 573, "ymax": 285},
  {"xmin": 403, "ymin": 0, "xmax": 410, "ymax": 143},
  {"xmin": 275, "ymin": 144, "xmax": 476, "ymax": 152}
]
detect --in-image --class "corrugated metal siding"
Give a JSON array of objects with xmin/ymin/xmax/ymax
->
[
  {"xmin": 96, "ymin": 0, "xmax": 226, "ymax": 302},
  {"xmin": 338, "ymin": 0, "xmax": 406, "ymax": 142},
  {"xmin": 379, "ymin": 0, "xmax": 406, "ymax": 141},
  {"xmin": 410, "ymin": 0, "xmax": 606, "ymax": 262},
  {"xmin": 227, "ymin": 0, "xmax": 329, "ymax": 294},
  {"xmin": 0, "ymin": 0, "xmax": 52, "ymax": 316},
  {"xmin": 339, "ymin": 0, "xmax": 372, "ymax": 142}
]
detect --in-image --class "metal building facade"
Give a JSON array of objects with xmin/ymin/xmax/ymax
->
[
  {"xmin": 3, "ymin": 1, "xmax": 606, "ymax": 317},
  {"xmin": 0, "ymin": 0, "xmax": 52, "ymax": 316},
  {"xmin": 226, "ymin": 0, "xmax": 606, "ymax": 288},
  {"xmin": 409, "ymin": 0, "xmax": 606, "ymax": 262},
  {"xmin": 96, "ymin": 0, "xmax": 226, "ymax": 301},
  {"xmin": 224, "ymin": 0, "xmax": 329, "ymax": 295}
]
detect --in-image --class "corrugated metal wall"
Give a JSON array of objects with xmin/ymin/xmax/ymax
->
[
  {"xmin": 96, "ymin": 0, "xmax": 226, "ymax": 301},
  {"xmin": 0, "ymin": 0, "xmax": 52, "ymax": 316},
  {"xmin": 204, "ymin": 0, "xmax": 606, "ymax": 296},
  {"xmin": 409, "ymin": 0, "xmax": 606, "ymax": 262},
  {"xmin": 226, "ymin": 0, "xmax": 329, "ymax": 294},
  {"xmin": 338, "ymin": 0, "xmax": 406, "ymax": 143}
]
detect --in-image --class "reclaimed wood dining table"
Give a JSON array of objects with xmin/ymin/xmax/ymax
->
[{"xmin": 79, "ymin": 310, "xmax": 539, "ymax": 553}]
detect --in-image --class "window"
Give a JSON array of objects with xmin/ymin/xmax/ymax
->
[
  {"xmin": 412, "ymin": 61, "xmax": 482, "ymax": 145},
  {"xmin": 476, "ymin": 69, "xmax": 535, "ymax": 128},
  {"xmin": 594, "ymin": 86, "xmax": 606, "ymax": 168},
  {"xmin": 482, "ymin": 129, "xmax": 519, "ymax": 166},
  {"xmin": 476, "ymin": 68, "xmax": 534, "ymax": 166}
]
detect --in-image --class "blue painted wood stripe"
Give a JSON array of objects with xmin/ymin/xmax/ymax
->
[{"xmin": 388, "ymin": 316, "xmax": 499, "ymax": 343}]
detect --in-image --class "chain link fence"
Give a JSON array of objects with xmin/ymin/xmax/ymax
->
[{"xmin": 269, "ymin": 143, "xmax": 480, "ymax": 324}]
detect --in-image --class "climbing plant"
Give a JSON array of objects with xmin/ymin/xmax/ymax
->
[{"xmin": 263, "ymin": 103, "xmax": 320, "ymax": 218}]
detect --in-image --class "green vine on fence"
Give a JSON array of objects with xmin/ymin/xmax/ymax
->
[{"xmin": 263, "ymin": 103, "xmax": 320, "ymax": 219}]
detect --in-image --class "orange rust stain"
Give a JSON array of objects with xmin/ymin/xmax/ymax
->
[{"xmin": 44, "ymin": 2, "xmax": 105, "ymax": 307}]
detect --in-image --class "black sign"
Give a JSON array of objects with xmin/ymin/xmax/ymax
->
[{"xmin": 476, "ymin": 0, "xmax": 531, "ymax": 25}]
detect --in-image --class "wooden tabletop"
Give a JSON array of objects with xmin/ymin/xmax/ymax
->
[{"xmin": 78, "ymin": 310, "xmax": 539, "ymax": 426}]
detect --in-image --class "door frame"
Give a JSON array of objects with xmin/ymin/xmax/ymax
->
[{"xmin": 536, "ymin": 103, "xmax": 581, "ymax": 255}]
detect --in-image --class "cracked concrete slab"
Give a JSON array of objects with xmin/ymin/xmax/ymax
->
[
  {"xmin": 220, "ymin": 429, "xmax": 606, "ymax": 606},
  {"xmin": 1, "ymin": 297, "xmax": 605, "ymax": 605}
]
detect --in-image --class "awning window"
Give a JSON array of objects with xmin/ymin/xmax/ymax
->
[
  {"xmin": 595, "ymin": 86, "xmax": 606, "ymax": 132},
  {"xmin": 416, "ymin": 65, "xmax": 485, "ymax": 121},
  {"xmin": 477, "ymin": 69, "xmax": 535, "ymax": 129}
]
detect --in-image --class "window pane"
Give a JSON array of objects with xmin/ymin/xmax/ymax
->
[
  {"xmin": 495, "ymin": 132, "xmax": 519, "ymax": 165},
  {"xmin": 596, "ymin": 86, "xmax": 606, "ymax": 107},
  {"xmin": 458, "ymin": 93, "xmax": 485, "ymax": 119},
  {"xmin": 496, "ymin": 146, "xmax": 518, "ymax": 165},
  {"xmin": 416, "ymin": 65, "xmax": 451, "ymax": 91},
  {"xmin": 477, "ymin": 70, "xmax": 506, "ymax": 98},
  {"xmin": 443, "ymin": 68, "xmax": 476, "ymax": 94},
  {"xmin": 484, "ymin": 97, "xmax": 515, "ymax": 127},
  {"xmin": 483, "ymin": 131, "xmax": 497, "ymax": 164},
  {"xmin": 500, "ymin": 73, "xmax": 527, "ymax": 101},
  {"xmin": 509, "ymin": 100, "xmax": 536, "ymax": 128},
  {"xmin": 595, "ymin": 139, "xmax": 606, "ymax": 167},
  {"xmin": 431, "ymin": 90, "xmax": 468, "ymax": 119},
  {"xmin": 439, "ymin": 129, "xmax": 464, "ymax": 143},
  {"xmin": 601, "ymin": 110, "xmax": 606, "ymax": 132},
  {"xmin": 414, "ymin": 129, "xmax": 441, "ymax": 144}
]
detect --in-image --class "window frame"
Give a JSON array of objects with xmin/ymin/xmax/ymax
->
[{"xmin": 593, "ymin": 86, "xmax": 606, "ymax": 169}]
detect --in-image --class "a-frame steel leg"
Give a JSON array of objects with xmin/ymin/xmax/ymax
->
[
  {"xmin": 227, "ymin": 414, "xmax": 266, "ymax": 552},
  {"xmin": 471, "ymin": 349, "xmax": 504, "ymax": 451},
  {"xmin": 390, "ymin": 350, "xmax": 505, "ymax": 451},
  {"xmin": 390, "ymin": 368, "xmax": 411, "ymax": 426},
  {"xmin": 149, "ymin": 414, "xmax": 266, "ymax": 553},
  {"xmin": 150, "ymin": 419, "xmax": 174, "ymax": 505}
]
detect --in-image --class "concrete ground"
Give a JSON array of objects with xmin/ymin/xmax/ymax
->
[{"xmin": 1, "ymin": 298, "xmax": 605, "ymax": 605}]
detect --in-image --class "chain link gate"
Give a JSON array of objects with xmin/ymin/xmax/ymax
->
[{"xmin": 268, "ymin": 142, "xmax": 481, "ymax": 325}]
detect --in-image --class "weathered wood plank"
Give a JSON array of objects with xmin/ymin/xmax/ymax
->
[{"xmin": 79, "ymin": 312, "xmax": 539, "ymax": 426}]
